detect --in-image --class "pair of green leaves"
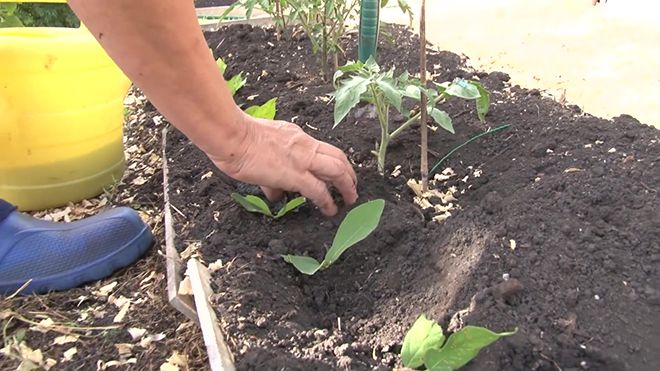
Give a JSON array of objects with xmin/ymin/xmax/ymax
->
[
  {"xmin": 402, "ymin": 314, "xmax": 517, "ymax": 370},
  {"xmin": 283, "ymin": 199, "xmax": 385, "ymax": 275},
  {"xmin": 231, "ymin": 193, "xmax": 306, "ymax": 219}
]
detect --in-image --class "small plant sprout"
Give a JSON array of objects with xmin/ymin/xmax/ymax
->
[
  {"xmin": 214, "ymin": 55, "xmax": 247, "ymax": 96},
  {"xmin": 231, "ymin": 193, "xmax": 306, "ymax": 219},
  {"xmin": 244, "ymin": 97, "xmax": 278, "ymax": 120},
  {"xmin": 401, "ymin": 314, "xmax": 517, "ymax": 370},
  {"xmin": 283, "ymin": 199, "xmax": 385, "ymax": 275},
  {"xmin": 333, "ymin": 58, "xmax": 490, "ymax": 175}
]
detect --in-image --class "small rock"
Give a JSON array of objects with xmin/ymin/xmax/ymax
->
[
  {"xmin": 255, "ymin": 316, "xmax": 267, "ymax": 328},
  {"xmin": 267, "ymin": 239, "xmax": 287, "ymax": 254},
  {"xmin": 493, "ymin": 278, "xmax": 524, "ymax": 302}
]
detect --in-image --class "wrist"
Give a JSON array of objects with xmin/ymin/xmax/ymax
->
[{"xmin": 198, "ymin": 107, "xmax": 253, "ymax": 164}]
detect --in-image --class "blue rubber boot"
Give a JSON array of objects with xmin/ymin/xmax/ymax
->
[{"xmin": 0, "ymin": 203, "xmax": 153, "ymax": 295}]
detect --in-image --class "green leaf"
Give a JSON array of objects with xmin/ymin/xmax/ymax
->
[
  {"xmin": 322, "ymin": 199, "xmax": 385, "ymax": 267},
  {"xmin": 230, "ymin": 193, "xmax": 273, "ymax": 217},
  {"xmin": 429, "ymin": 108, "xmax": 454, "ymax": 134},
  {"xmin": 227, "ymin": 73, "xmax": 247, "ymax": 96},
  {"xmin": 470, "ymin": 81, "xmax": 491, "ymax": 122},
  {"xmin": 424, "ymin": 326, "xmax": 518, "ymax": 370},
  {"xmin": 401, "ymin": 314, "xmax": 446, "ymax": 369},
  {"xmin": 444, "ymin": 79, "xmax": 481, "ymax": 99},
  {"xmin": 282, "ymin": 255, "xmax": 322, "ymax": 275},
  {"xmin": 275, "ymin": 196, "xmax": 306, "ymax": 219},
  {"xmin": 333, "ymin": 76, "xmax": 370, "ymax": 127},
  {"xmin": 245, "ymin": 97, "xmax": 277, "ymax": 120},
  {"xmin": 0, "ymin": 14, "xmax": 23, "ymax": 27},
  {"xmin": 402, "ymin": 84, "xmax": 422, "ymax": 100},
  {"xmin": 0, "ymin": 3, "xmax": 18, "ymax": 17},
  {"xmin": 216, "ymin": 57, "xmax": 227, "ymax": 75},
  {"xmin": 376, "ymin": 78, "xmax": 402, "ymax": 112}
]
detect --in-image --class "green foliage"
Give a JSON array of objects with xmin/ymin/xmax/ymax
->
[
  {"xmin": 401, "ymin": 314, "xmax": 517, "ymax": 370},
  {"xmin": 401, "ymin": 314, "xmax": 445, "ymax": 369},
  {"xmin": 283, "ymin": 199, "xmax": 385, "ymax": 275},
  {"xmin": 333, "ymin": 58, "xmax": 490, "ymax": 174},
  {"xmin": 0, "ymin": 3, "xmax": 22, "ymax": 27},
  {"xmin": 0, "ymin": 3, "xmax": 79, "ymax": 28},
  {"xmin": 231, "ymin": 193, "xmax": 306, "ymax": 219},
  {"xmin": 215, "ymin": 56, "xmax": 247, "ymax": 96},
  {"xmin": 245, "ymin": 97, "xmax": 278, "ymax": 120}
]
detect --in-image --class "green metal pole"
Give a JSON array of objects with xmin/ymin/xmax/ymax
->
[{"xmin": 358, "ymin": 0, "xmax": 379, "ymax": 62}]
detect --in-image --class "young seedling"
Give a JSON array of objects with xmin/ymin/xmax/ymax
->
[
  {"xmin": 244, "ymin": 97, "xmax": 278, "ymax": 120},
  {"xmin": 283, "ymin": 199, "xmax": 385, "ymax": 275},
  {"xmin": 333, "ymin": 58, "xmax": 490, "ymax": 175},
  {"xmin": 401, "ymin": 314, "xmax": 517, "ymax": 370},
  {"xmin": 215, "ymin": 56, "xmax": 247, "ymax": 96},
  {"xmin": 231, "ymin": 193, "xmax": 306, "ymax": 219}
]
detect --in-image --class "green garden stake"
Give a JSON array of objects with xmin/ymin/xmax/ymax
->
[{"xmin": 358, "ymin": 0, "xmax": 379, "ymax": 62}]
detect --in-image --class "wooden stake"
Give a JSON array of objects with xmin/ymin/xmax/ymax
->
[
  {"xmin": 188, "ymin": 258, "xmax": 236, "ymax": 371},
  {"xmin": 162, "ymin": 127, "xmax": 199, "ymax": 324},
  {"xmin": 419, "ymin": 0, "xmax": 429, "ymax": 192}
]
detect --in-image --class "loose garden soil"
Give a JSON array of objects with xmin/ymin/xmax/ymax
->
[{"xmin": 162, "ymin": 24, "xmax": 660, "ymax": 370}]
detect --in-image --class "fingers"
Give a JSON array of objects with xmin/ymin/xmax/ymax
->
[
  {"xmin": 311, "ymin": 154, "xmax": 358, "ymax": 206},
  {"xmin": 298, "ymin": 173, "xmax": 338, "ymax": 216},
  {"xmin": 317, "ymin": 142, "xmax": 357, "ymax": 187},
  {"xmin": 261, "ymin": 186, "xmax": 284, "ymax": 202}
]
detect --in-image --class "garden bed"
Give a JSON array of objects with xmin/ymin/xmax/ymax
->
[{"xmin": 163, "ymin": 24, "xmax": 659, "ymax": 370}]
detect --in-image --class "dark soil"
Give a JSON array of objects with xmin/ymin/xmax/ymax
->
[{"xmin": 164, "ymin": 24, "xmax": 660, "ymax": 370}]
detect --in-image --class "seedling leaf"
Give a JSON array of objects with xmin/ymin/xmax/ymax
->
[
  {"xmin": 282, "ymin": 255, "xmax": 322, "ymax": 275},
  {"xmin": 275, "ymin": 196, "xmax": 306, "ymax": 219},
  {"xmin": 227, "ymin": 73, "xmax": 247, "ymax": 96},
  {"xmin": 429, "ymin": 108, "xmax": 454, "ymax": 134},
  {"xmin": 424, "ymin": 326, "xmax": 518, "ymax": 370},
  {"xmin": 470, "ymin": 81, "xmax": 491, "ymax": 122},
  {"xmin": 334, "ymin": 76, "xmax": 370, "ymax": 126},
  {"xmin": 245, "ymin": 97, "xmax": 278, "ymax": 120},
  {"xmin": 444, "ymin": 79, "xmax": 481, "ymax": 99},
  {"xmin": 216, "ymin": 57, "xmax": 227, "ymax": 75},
  {"xmin": 376, "ymin": 78, "xmax": 402, "ymax": 111},
  {"xmin": 231, "ymin": 193, "xmax": 273, "ymax": 217},
  {"xmin": 323, "ymin": 199, "xmax": 385, "ymax": 267},
  {"xmin": 401, "ymin": 314, "xmax": 445, "ymax": 369}
]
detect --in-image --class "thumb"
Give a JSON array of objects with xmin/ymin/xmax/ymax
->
[{"xmin": 261, "ymin": 186, "xmax": 285, "ymax": 202}]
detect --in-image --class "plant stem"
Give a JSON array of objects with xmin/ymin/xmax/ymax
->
[
  {"xmin": 275, "ymin": 0, "xmax": 282, "ymax": 40},
  {"xmin": 419, "ymin": 0, "xmax": 429, "ymax": 192},
  {"xmin": 370, "ymin": 85, "xmax": 389, "ymax": 175},
  {"xmin": 390, "ymin": 93, "xmax": 445, "ymax": 140}
]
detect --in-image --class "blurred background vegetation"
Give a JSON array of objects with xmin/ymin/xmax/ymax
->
[{"xmin": 0, "ymin": 2, "xmax": 79, "ymax": 28}]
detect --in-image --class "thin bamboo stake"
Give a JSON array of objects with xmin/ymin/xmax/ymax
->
[{"xmin": 419, "ymin": 0, "xmax": 429, "ymax": 192}]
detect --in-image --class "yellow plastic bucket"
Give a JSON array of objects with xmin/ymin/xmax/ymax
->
[{"xmin": 0, "ymin": 3, "xmax": 131, "ymax": 211}]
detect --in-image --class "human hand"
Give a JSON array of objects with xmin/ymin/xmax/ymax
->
[{"xmin": 207, "ymin": 113, "xmax": 358, "ymax": 216}]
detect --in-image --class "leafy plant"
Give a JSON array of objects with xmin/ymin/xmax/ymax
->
[
  {"xmin": 0, "ymin": 2, "xmax": 79, "ymax": 28},
  {"xmin": 244, "ymin": 97, "xmax": 278, "ymax": 120},
  {"xmin": 215, "ymin": 56, "xmax": 247, "ymax": 96},
  {"xmin": 401, "ymin": 314, "xmax": 517, "ymax": 370},
  {"xmin": 333, "ymin": 57, "xmax": 490, "ymax": 174},
  {"xmin": 0, "ymin": 3, "xmax": 21, "ymax": 27},
  {"xmin": 223, "ymin": 0, "xmax": 289, "ymax": 39},
  {"xmin": 231, "ymin": 193, "xmax": 306, "ymax": 219},
  {"xmin": 283, "ymin": 199, "xmax": 384, "ymax": 274}
]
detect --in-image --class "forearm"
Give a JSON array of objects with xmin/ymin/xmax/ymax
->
[{"xmin": 67, "ymin": 0, "xmax": 245, "ymax": 159}]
